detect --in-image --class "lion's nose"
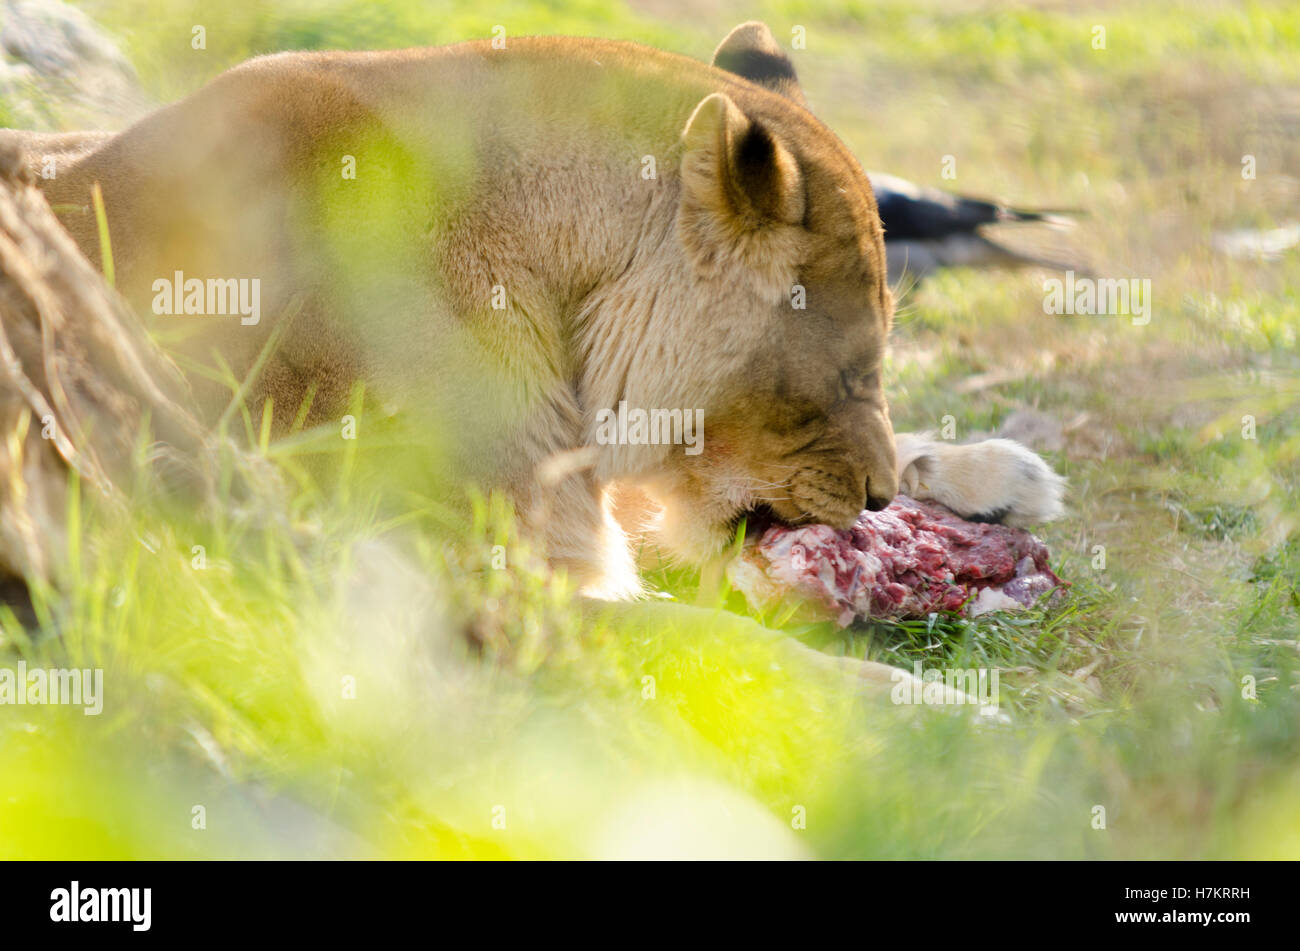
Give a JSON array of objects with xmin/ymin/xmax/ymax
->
[{"xmin": 864, "ymin": 479, "xmax": 894, "ymax": 512}]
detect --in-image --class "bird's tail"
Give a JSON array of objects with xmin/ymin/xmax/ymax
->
[{"xmin": 995, "ymin": 206, "xmax": 1083, "ymax": 229}]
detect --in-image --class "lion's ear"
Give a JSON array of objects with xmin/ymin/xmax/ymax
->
[
  {"xmin": 678, "ymin": 93, "xmax": 804, "ymax": 294},
  {"xmin": 680, "ymin": 92, "xmax": 805, "ymax": 232},
  {"xmin": 711, "ymin": 21, "xmax": 807, "ymax": 107}
]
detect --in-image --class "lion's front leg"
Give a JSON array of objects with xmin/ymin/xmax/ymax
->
[
  {"xmin": 893, "ymin": 432, "xmax": 1065, "ymax": 527},
  {"xmin": 533, "ymin": 463, "xmax": 643, "ymax": 601},
  {"xmin": 507, "ymin": 382, "xmax": 643, "ymax": 602}
]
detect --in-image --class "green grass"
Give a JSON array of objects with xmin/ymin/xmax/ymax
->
[{"xmin": 1, "ymin": 0, "xmax": 1298, "ymax": 858}]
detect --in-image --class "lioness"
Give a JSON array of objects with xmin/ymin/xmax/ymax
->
[{"xmin": 8, "ymin": 22, "xmax": 1062, "ymax": 619}]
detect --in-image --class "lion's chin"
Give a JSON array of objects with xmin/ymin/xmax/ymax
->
[
  {"xmin": 652, "ymin": 501, "xmax": 793, "ymax": 565},
  {"xmin": 645, "ymin": 495, "xmax": 735, "ymax": 563},
  {"xmin": 637, "ymin": 481, "xmax": 812, "ymax": 565}
]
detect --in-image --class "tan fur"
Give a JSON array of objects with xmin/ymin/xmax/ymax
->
[
  {"xmin": 10, "ymin": 23, "xmax": 1062, "ymax": 609},
  {"xmin": 1, "ymin": 131, "xmax": 114, "ymax": 179}
]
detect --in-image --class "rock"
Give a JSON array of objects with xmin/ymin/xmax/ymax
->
[
  {"xmin": 997, "ymin": 408, "xmax": 1065, "ymax": 453},
  {"xmin": 1212, "ymin": 223, "xmax": 1300, "ymax": 261},
  {"xmin": 0, "ymin": 0, "xmax": 150, "ymax": 129},
  {"xmin": 0, "ymin": 141, "xmax": 270, "ymax": 618}
]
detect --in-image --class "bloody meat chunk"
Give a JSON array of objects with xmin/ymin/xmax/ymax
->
[{"xmin": 727, "ymin": 496, "xmax": 1066, "ymax": 626}]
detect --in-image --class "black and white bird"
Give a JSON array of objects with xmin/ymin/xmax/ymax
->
[
  {"xmin": 706, "ymin": 22, "xmax": 1085, "ymax": 288},
  {"xmin": 868, "ymin": 171, "xmax": 1084, "ymax": 286}
]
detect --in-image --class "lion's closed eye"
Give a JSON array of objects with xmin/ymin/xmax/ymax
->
[
  {"xmin": 840, "ymin": 368, "xmax": 879, "ymax": 402},
  {"xmin": 789, "ymin": 404, "xmax": 826, "ymax": 431}
]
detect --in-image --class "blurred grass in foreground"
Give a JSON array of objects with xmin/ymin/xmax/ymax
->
[{"xmin": 1, "ymin": 0, "xmax": 1297, "ymax": 857}]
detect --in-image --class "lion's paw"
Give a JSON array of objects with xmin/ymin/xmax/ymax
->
[{"xmin": 895, "ymin": 433, "xmax": 1065, "ymax": 528}]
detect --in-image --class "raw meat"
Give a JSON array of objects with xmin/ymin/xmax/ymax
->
[{"xmin": 727, "ymin": 496, "xmax": 1065, "ymax": 626}]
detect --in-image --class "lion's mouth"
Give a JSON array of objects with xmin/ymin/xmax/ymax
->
[
  {"xmin": 728, "ymin": 503, "xmax": 799, "ymax": 544},
  {"xmin": 728, "ymin": 499, "xmax": 871, "ymax": 545}
]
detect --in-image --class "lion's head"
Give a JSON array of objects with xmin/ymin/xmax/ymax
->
[{"xmin": 600, "ymin": 22, "xmax": 897, "ymax": 561}]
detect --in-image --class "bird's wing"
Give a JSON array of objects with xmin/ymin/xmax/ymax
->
[{"xmin": 868, "ymin": 172, "xmax": 1077, "ymax": 240}]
